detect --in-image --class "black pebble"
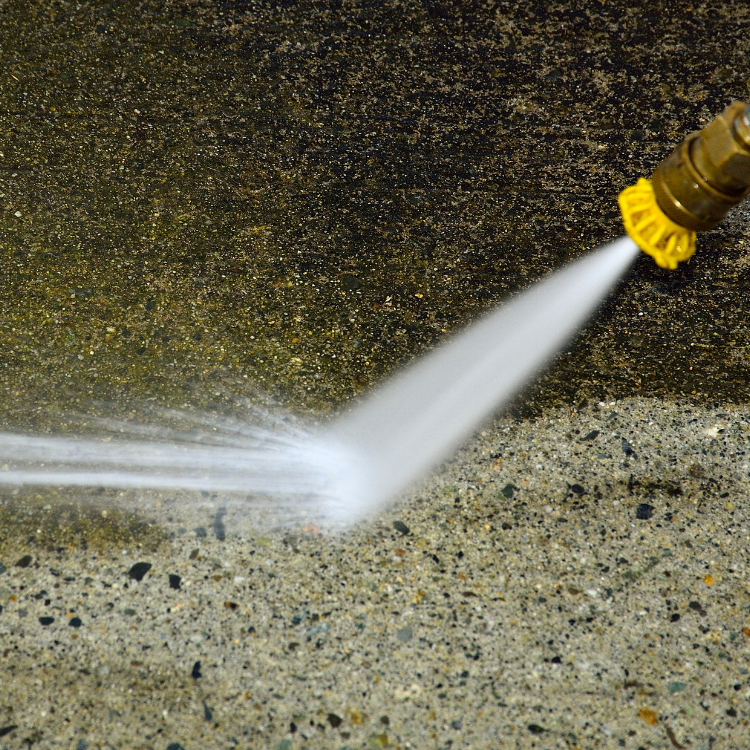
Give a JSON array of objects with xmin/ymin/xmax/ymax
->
[
  {"xmin": 15, "ymin": 555, "xmax": 32, "ymax": 568},
  {"xmin": 670, "ymin": 613, "xmax": 680, "ymax": 622},
  {"xmin": 621, "ymin": 438, "xmax": 636, "ymax": 457},
  {"xmin": 581, "ymin": 430, "xmax": 599, "ymax": 441},
  {"xmin": 69, "ymin": 617, "xmax": 82, "ymax": 628},
  {"xmin": 39, "ymin": 616, "xmax": 54, "ymax": 626},
  {"xmin": 202, "ymin": 700, "xmax": 213, "ymax": 721},
  {"xmin": 191, "ymin": 660, "xmax": 202, "ymax": 679},
  {"xmin": 501, "ymin": 483, "xmax": 516, "ymax": 499},
  {"xmin": 571, "ymin": 484, "xmax": 585, "ymax": 495},
  {"xmin": 0, "ymin": 726, "xmax": 18, "ymax": 738},
  {"xmin": 213, "ymin": 508, "xmax": 227, "ymax": 541},
  {"xmin": 450, "ymin": 720, "xmax": 462, "ymax": 730},
  {"xmin": 636, "ymin": 503, "xmax": 654, "ymax": 520},
  {"xmin": 128, "ymin": 562, "xmax": 152, "ymax": 581},
  {"xmin": 393, "ymin": 520, "xmax": 410, "ymax": 535},
  {"xmin": 550, "ymin": 655, "xmax": 562, "ymax": 663},
  {"xmin": 528, "ymin": 724, "xmax": 546, "ymax": 734},
  {"xmin": 166, "ymin": 745, "xmax": 186, "ymax": 750},
  {"xmin": 169, "ymin": 574, "xmax": 182, "ymax": 590},
  {"xmin": 327, "ymin": 713, "xmax": 343, "ymax": 728}
]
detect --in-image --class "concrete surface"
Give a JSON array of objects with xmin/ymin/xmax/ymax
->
[{"xmin": 1, "ymin": 1, "xmax": 750, "ymax": 748}]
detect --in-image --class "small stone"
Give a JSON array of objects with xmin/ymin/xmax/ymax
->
[
  {"xmin": 0, "ymin": 726, "xmax": 18, "ymax": 738},
  {"xmin": 638, "ymin": 708, "xmax": 658, "ymax": 725},
  {"xmin": 528, "ymin": 724, "xmax": 546, "ymax": 734},
  {"xmin": 166, "ymin": 744, "xmax": 186, "ymax": 750},
  {"xmin": 581, "ymin": 430, "xmax": 599, "ymax": 441},
  {"xmin": 39, "ymin": 616, "xmax": 54, "ymax": 626},
  {"xmin": 327, "ymin": 713, "xmax": 343, "ymax": 728},
  {"xmin": 670, "ymin": 613, "xmax": 681, "ymax": 622},
  {"xmin": 396, "ymin": 626, "xmax": 413, "ymax": 642},
  {"xmin": 194, "ymin": 527, "xmax": 208, "ymax": 538},
  {"xmin": 69, "ymin": 617, "xmax": 82, "ymax": 628},
  {"xmin": 501, "ymin": 483, "xmax": 516, "ymax": 499},
  {"xmin": 450, "ymin": 720, "xmax": 462, "ymax": 730},
  {"xmin": 213, "ymin": 508, "xmax": 227, "ymax": 541},
  {"xmin": 191, "ymin": 660, "xmax": 202, "ymax": 679},
  {"xmin": 570, "ymin": 484, "xmax": 585, "ymax": 495},
  {"xmin": 15, "ymin": 555, "xmax": 32, "ymax": 568},
  {"xmin": 0, "ymin": 564, "xmax": 6, "ymax": 575},
  {"xmin": 636, "ymin": 503, "xmax": 654, "ymax": 520},
  {"xmin": 169, "ymin": 574, "xmax": 182, "ymax": 590},
  {"xmin": 123, "ymin": 608, "xmax": 136, "ymax": 616},
  {"xmin": 668, "ymin": 681, "xmax": 686, "ymax": 693},
  {"xmin": 393, "ymin": 520, "xmax": 410, "ymax": 535},
  {"xmin": 202, "ymin": 700, "xmax": 213, "ymax": 721},
  {"xmin": 621, "ymin": 438, "xmax": 636, "ymax": 457},
  {"xmin": 128, "ymin": 562, "xmax": 152, "ymax": 581}
]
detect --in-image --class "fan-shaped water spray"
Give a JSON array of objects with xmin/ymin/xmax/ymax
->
[{"xmin": 0, "ymin": 237, "xmax": 639, "ymax": 527}]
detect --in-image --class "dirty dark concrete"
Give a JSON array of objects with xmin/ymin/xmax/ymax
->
[{"xmin": 1, "ymin": 0, "xmax": 750, "ymax": 429}]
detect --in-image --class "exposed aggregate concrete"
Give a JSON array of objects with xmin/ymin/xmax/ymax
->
[{"xmin": 1, "ymin": 1, "xmax": 750, "ymax": 748}]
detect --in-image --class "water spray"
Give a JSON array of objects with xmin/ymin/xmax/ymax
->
[{"xmin": 2, "ymin": 102, "xmax": 750, "ymax": 526}]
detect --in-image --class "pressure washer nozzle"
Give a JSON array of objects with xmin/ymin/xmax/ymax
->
[{"xmin": 619, "ymin": 100, "xmax": 750, "ymax": 269}]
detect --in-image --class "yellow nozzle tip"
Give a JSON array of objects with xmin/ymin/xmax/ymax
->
[{"xmin": 618, "ymin": 178, "xmax": 696, "ymax": 269}]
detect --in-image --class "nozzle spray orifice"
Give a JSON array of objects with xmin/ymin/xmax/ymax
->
[{"xmin": 619, "ymin": 101, "xmax": 750, "ymax": 269}]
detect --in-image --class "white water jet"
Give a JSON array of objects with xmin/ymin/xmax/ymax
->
[{"xmin": 0, "ymin": 237, "xmax": 639, "ymax": 527}]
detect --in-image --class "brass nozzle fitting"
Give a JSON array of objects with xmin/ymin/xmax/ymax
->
[
  {"xmin": 653, "ymin": 100, "xmax": 750, "ymax": 231},
  {"xmin": 619, "ymin": 101, "xmax": 750, "ymax": 269}
]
